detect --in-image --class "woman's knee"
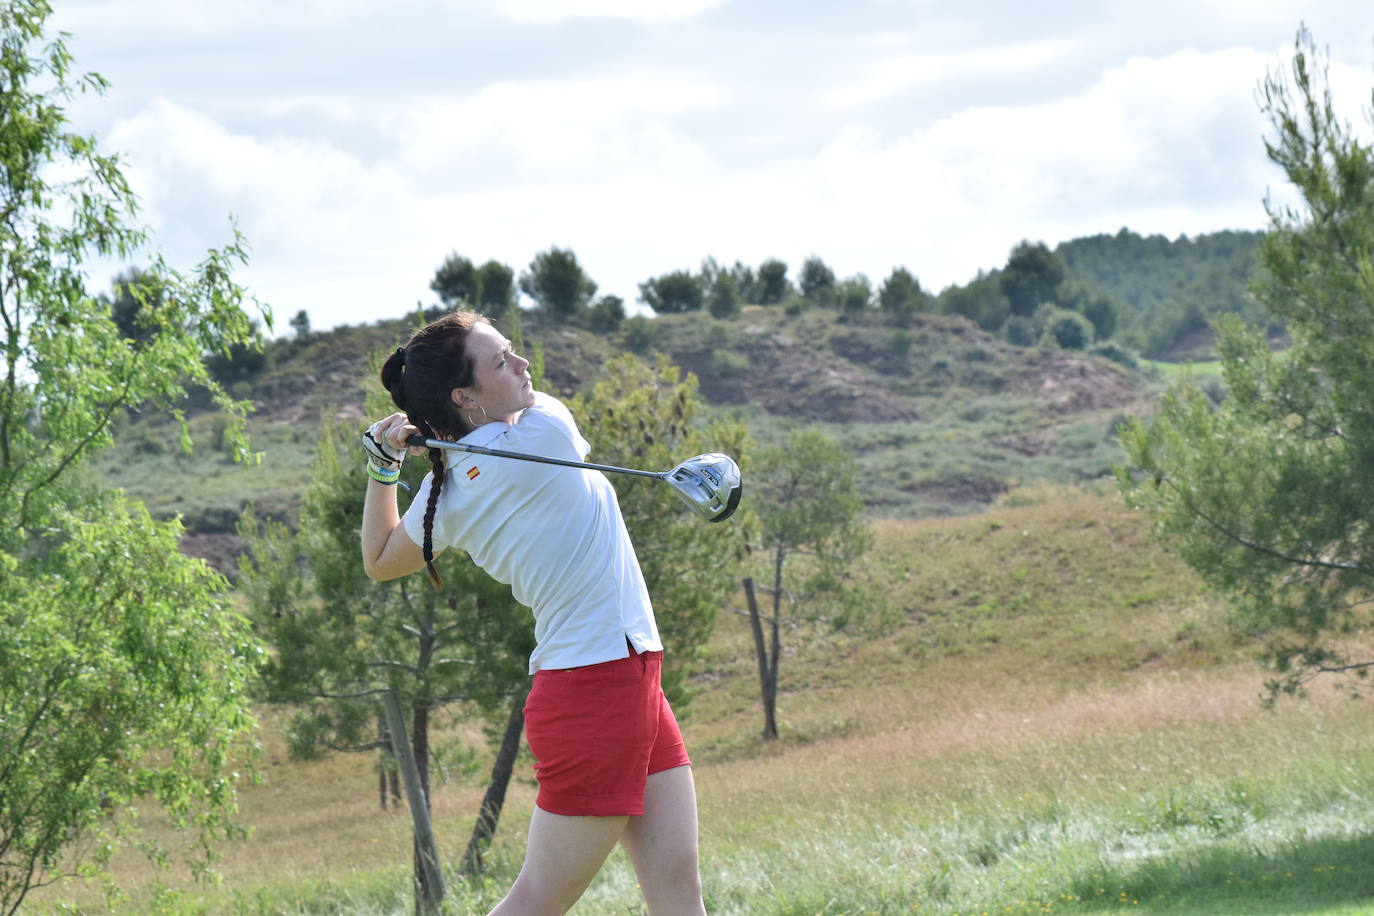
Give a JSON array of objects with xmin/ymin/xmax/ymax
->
[{"xmin": 494, "ymin": 875, "xmax": 579, "ymax": 916}]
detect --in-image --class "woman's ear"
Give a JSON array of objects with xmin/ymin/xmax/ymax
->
[{"xmin": 450, "ymin": 388, "xmax": 471, "ymax": 409}]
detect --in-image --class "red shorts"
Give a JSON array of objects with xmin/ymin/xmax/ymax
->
[{"xmin": 523, "ymin": 648, "xmax": 690, "ymax": 817}]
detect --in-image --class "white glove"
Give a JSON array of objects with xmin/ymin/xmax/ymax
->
[{"xmin": 362, "ymin": 418, "xmax": 405, "ymax": 472}]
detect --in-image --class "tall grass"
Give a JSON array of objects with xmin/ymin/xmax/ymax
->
[{"xmin": 28, "ymin": 492, "xmax": 1374, "ymax": 915}]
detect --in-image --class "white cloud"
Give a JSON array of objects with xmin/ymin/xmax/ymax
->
[
  {"xmin": 822, "ymin": 38, "xmax": 1081, "ymax": 110},
  {"xmin": 51, "ymin": 0, "xmax": 378, "ymax": 43},
  {"xmin": 391, "ymin": 76, "xmax": 724, "ymax": 185},
  {"xmin": 88, "ymin": 31, "xmax": 1374, "ymax": 331},
  {"xmin": 483, "ymin": 0, "xmax": 729, "ymax": 23}
]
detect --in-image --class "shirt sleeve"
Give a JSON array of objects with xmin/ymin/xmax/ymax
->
[{"xmin": 400, "ymin": 471, "xmax": 451, "ymax": 551}]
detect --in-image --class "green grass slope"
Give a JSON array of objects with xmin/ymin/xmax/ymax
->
[
  {"xmin": 91, "ymin": 304, "xmax": 1156, "ymax": 572},
  {"xmin": 28, "ymin": 490, "xmax": 1374, "ymax": 915}
]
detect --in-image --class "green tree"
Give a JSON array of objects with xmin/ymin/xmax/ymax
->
[
  {"xmin": 878, "ymin": 266, "xmax": 929, "ymax": 323},
  {"xmin": 939, "ymin": 272, "xmax": 1011, "ymax": 332},
  {"xmin": 756, "ymin": 258, "xmax": 790, "ymax": 304},
  {"xmin": 1000, "ymin": 240, "xmax": 1066, "ymax": 316},
  {"xmin": 799, "ymin": 255, "xmax": 836, "ymax": 306},
  {"xmin": 622, "ymin": 314, "xmax": 658, "ymax": 354},
  {"xmin": 836, "ymin": 274, "xmax": 873, "ymax": 317},
  {"xmin": 239, "ymin": 367, "xmax": 535, "ymax": 901},
  {"xmin": 1118, "ymin": 29, "xmax": 1374, "ymax": 700},
  {"xmin": 571, "ymin": 355, "xmax": 749, "ymax": 704},
  {"xmin": 1057, "ymin": 282, "xmax": 1122, "ymax": 341},
  {"xmin": 639, "ymin": 269, "xmax": 704, "ymax": 314},
  {"xmin": 477, "ymin": 259, "xmax": 515, "ymax": 315},
  {"xmin": 431, "ymin": 251, "xmax": 478, "ymax": 306},
  {"xmin": 727, "ymin": 260, "xmax": 757, "ymax": 304},
  {"xmin": 741, "ymin": 428, "xmax": 875, "ymax": 739},
  {"xmin": 707, "ymin": 271, "xmax": 742, "ymax": 319},
  {"xmin": 1042, "ymin": 306, "xmax": 1094, "ymax": 350},
  {"xmin": 520, "ymin": 247, "xmax": 597, "ymax": 320},
  {"xmin": 588, "ymin": 293, "xmax": 626, "ymax": 332},
  {"xmin": 290, "ymin": 308, "xmax": 312, "ymax": 337},
  {"xmin": 1003, "ymin": 314, "xmax": 1037, "ymax": 347},
  {"xmin": 0, "ymin": 4, "xmax": 265, "ymax": 909},
  {"xmin": 102, "ymin": 266, "xmax": 160, "ymax": 345}
]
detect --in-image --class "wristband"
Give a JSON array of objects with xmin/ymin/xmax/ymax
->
[{"xmin": 366, "ymin": 461, "xmax": 401, "ymax": 485}]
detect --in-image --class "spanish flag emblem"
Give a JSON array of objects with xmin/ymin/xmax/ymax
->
[{"xmin": 466, "ymin": 466, "xmax": 480, "ymax": 480}]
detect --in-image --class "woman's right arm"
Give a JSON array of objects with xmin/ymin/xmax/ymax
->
[{"xmin": 360, "ymin": 413, "xmax": 428, "ymax": 581}]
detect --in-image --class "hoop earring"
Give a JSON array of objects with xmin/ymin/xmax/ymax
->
[{"xmin": 463, "ymin": 405, "xmax": 489, "ymax": 429}]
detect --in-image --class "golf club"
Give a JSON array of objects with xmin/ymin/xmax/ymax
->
[{"xmin": 405, "ymin": 434, "xmax": 742, "ymax": 522}]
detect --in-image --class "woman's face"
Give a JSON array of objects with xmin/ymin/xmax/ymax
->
[{"xmin": 453, "ymin": 322, "xmax": 535, "ymax": 423}]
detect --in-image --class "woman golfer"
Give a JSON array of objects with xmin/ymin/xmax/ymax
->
[{"xmin": 358, "ymin": 310, "xmax": 706, "ymax": 916}]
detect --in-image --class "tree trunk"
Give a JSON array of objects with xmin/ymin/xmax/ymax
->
[
  {"xmin": 743, "ymin": 576, "xmax": 778, "ymax": 739},
  {"xmin": 462, "ymin": 697, "xmax": 526, "ymax": 875},
  {"xmin": 380, "ymin": 690, "xmax": 445, "ymax": 916},
  {"xmin": 411, "ymin": 700, "xmax": 435, "ymax": 914},
  {"xmin": 378, "ymin": 716, "xmax": 400, "ymax": 810}
]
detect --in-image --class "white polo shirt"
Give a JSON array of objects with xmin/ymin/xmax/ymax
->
[{"xmin": 401, "ymin": 392, "xmax": 662, "ymax": 674}]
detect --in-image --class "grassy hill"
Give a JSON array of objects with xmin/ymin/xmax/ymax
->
[
  {"xmin": 91, "ymin": 303, "xmax": 1156, "ymax": 573},
  {"xmin": 28, "ymin": 490, "xmax": 1374, "ymax": 914}
]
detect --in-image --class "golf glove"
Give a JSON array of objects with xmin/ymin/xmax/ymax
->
[{"xmin": 362, "ymin": 418, "xmax": 405, "ymax": 472}]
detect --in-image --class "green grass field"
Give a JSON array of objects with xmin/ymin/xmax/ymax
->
[{"xmin": 28, "ymin": 489, "xmax": 1374, "ymax": 915}]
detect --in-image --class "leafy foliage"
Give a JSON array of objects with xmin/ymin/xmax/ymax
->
[
  {"xmin": 1001, "ymin": 240, "xmax": 1067, "ymax": 316},
  {"xmin": 587, "ymin": 293, "xmax": 625, "ymax": 332},
  {"xmin": 639, "ymin": 268, "xmax": 704, "ymax": 314},
  {"xmin": 1119, "ymin": 28, "xmax": 1374, "ymax": 700},
  {"xmin": 878, "ymin": 266, "xmax": 931, "ymax": 324},
  {"xmin": 519, "ymin": 247, "xmax": 597, "ymax": 319},
  {"xmin": 743, "ymin": 427, "xmax": 878, "ymax": 737},
  {"xmin": 707, "ymin": 271, "xmax": 742, "ymax": 319},
  {"xmin": 239, "ymin": 366, "xmax": 532, "ymax": 758},
  {"xmin": 755, "ymin": 258, "xmax": 790, "ymax": 304},
  {"xmin": 0, "ymin": 3, "xmax": 264, "ymax": 908},
  {"xmin": 1041, "ymin": 306, "xmax": 1094, "ymax": 350},
  {"xmin": 431, "ymin": 252, "xmax": 478, "ymax": 306},
  {"xmin": 799, "ymin": 255, "xmax": 836, "ymax": 306},
  {"xmin": 1059, "ymin": 228, "xmax": 1267, "ymax": 357},
  {"xmin": 570, "ymin": 354, "xmax": 749, "ymax": 704}
]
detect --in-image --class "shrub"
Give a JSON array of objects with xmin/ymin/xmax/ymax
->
[
  {"xmin": 709, "ymin": 348, "xmax": 749, "ymax": 378},
  {"xmin": 1004, "ymin": 315, "xmax": 1037, "ymax": 347},
  {"xmin": 1042, "ymin": 308, "xmax": 1094, "ymax": 350},
  {"xmin": 1089, "ymin": 341, "xmax": 1139, "ymax": 369},
  {"xmin": 622, "ymin": 315, "xmax": 657, "ymax": 353}
]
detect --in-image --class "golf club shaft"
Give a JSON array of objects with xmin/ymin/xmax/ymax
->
[{"xmin": 405, "ymin": 434, "xmax": 665, "ymax": 480}]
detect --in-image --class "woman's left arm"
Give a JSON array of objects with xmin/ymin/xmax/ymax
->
[{"xmin": 360, "ymin": 413, "xmax": 429, "ymax": 581}]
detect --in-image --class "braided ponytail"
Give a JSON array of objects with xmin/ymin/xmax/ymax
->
[
  {"xmin": 379, "ymin": 311, "xmax": 488, "ymax": 591},
  {"xmin": 419, "ymin": 421, "xmax": 446, "ymax": 589}
]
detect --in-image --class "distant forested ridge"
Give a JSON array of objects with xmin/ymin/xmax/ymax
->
[{"xmin": 1055, "ymin": 228, "xmax": 1270, "ymax": 359}]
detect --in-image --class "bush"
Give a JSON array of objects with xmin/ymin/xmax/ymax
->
[
  {"xmin": 587, "ymin": 294, "xmax": 625, "ymax": 332},
  {"xmin": 1042, "ymin": 307, "xmax": 1094, "ymax": 350},
  {"xmin": 1004, "ymin": 315, "xmax": 1037, "ymax": 347},
  {"xmin": 1089, "ymin": 341, "xmax": 1139, "ymax": 369},
  {"xmin": 707, "ymin": 272, "xmax": 742, "ymax": 319},
  {"xmin": 622, "ymin": 315, "xmax": 657, "ymax": 353},
  {"xmin": 639, "ymin": 270, "xmax": 703, "ymax": 313},
  {"xmin": 709, "ymin": 348, "xmax": 749, "ymax": 378}
]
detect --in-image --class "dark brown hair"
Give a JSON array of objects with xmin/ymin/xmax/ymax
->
[{"xmin": 379, "ymin": 310, "xmax": 488, "ymax": 589}]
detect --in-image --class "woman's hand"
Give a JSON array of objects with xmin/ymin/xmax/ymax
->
[{"xmin": 364, "ymin": 413, "xmax": 427, "ymax": 468}]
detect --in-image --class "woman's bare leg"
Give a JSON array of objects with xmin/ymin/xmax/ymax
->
[
  {"xmin": 619, "ymin": 765, "xmax": 706, "ymax": 915},
  {"xmin": 488, "ymin": 807, "xmax": 628, "ymax": 915}
]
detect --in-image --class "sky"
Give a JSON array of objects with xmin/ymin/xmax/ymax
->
[{"xmin": 53, "ymin": 0, "xmax": 1374, "ymax": 333}]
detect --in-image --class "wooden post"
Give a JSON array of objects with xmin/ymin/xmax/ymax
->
[{"xmin": 381, "ymin": 689, "xmax": 445, "ymax": 914}]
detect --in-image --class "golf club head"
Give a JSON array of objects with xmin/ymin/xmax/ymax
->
[{"xmin": 667, "ymin": 453, "xmax": 742, "ymax": 522}]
